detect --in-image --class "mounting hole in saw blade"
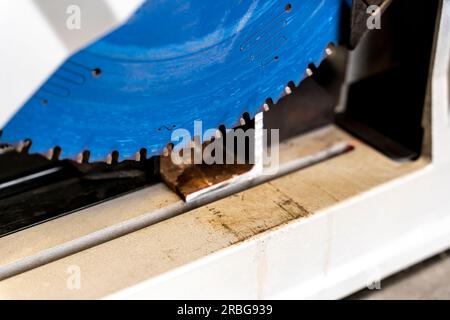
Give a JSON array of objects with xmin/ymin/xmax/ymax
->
[
  {"xmin": 285, "ymin": 3, "xmax": 292, "ymax": 12},
  {"xmin": 91, "ymin": 68, "xmax": 102, "ymax": 78}
]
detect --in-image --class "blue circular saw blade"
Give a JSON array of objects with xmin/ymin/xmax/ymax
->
[{"xmin": 1, "ymin": 0, "xmax": 349, "ymax": 161}]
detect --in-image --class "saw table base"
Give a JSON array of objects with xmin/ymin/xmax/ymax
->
[{"xmin": 0, "ymin": 125, "xmax": 430, "ymax": 298}]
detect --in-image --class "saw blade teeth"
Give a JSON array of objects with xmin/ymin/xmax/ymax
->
[
  {"xmin": 306, "ymin": 63, "xmax": 318, "ymax": 78},
  {"xmin": 267, "ymin": 41, "xmax": 336, "ymax": 108},
  {"xmin": 134, "ymin": 148, "xmax": 147, "ymax": 162},
  {"xmin": 214, "ymin": 129, "xmax": 223, "ymax": 139},
  {"xmin": 54, "ymin": 146, "xmax": 62, "ymax": 160},
  {"xmin": 284, "ymin": 86, "xmax": 292, "ymax": 95},
  {"xmin": 325, "ymin": 43, "xmax": 336, "ymax": 56},
  {"xmin": 106, "ymin": 150, "xmax": 119, "ymax": 165},
  {"xmin": 24, "ymin": 139, "xmax": 32, "ymax": 153},
  {"xmin": 285, "ymin": 81, "xmax": 296, "ymax": 96},
  {"xmin": 15, "ymin": 141, "xmax": 25, "ymax": 153},
  {"xmin": 47, "ymin": 148, "xmax": 53, "ymax": 160},
  {"xmin": 135, "ymin": 151, "xmax": 142, "ymax": 162},
  {"xmin": 264, "ymin": 98, "xmax": 274, "ymax": 112},
  {"xmin": 162, "ymin": 148, "xmax": 169, "ymax": 157},
  {"xmin": 239, "ymin": 112, "xmax": 252, "ymax": 128},
  {"xmin": 219, "ymin": 125, "xmax": 227, "ymax": 136},
  {"xmin": 306, "ymin": 64, "xmax": 317, "ymax": 77},
  {"xmin": 139, "ymin": 148, "xmax": 148, "ymax": 162},
  {"xmin": 84, "ymin": 150, "xmax": 91, "ymax": 163},
  {"xmin": 15, "ymin": 139, "xmax": 31, "ymax": 153},
  {"xmin": 47, "ymin": 146, "xmax": 61, "ymax": 161},
  {"xmin": 3, "ymin": 40, "xmax": 339, "ymax": 163},
  {"xmin": 133, "ymin": 148, "xmax": 148, "ymax": 162},
  {"xmin": 325, "ymin": 44, "xmax": 334, "ymax": 56},
  {"xmin": 77, "ymin": 150, "xmax": 91, "ymax": 164}
]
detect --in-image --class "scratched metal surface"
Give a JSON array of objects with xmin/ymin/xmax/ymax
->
[{"xmin": 1, "ymin": 0, "xmax": 350, "ymax": 161}]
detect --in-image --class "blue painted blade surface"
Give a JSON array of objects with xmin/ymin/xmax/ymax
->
[{"xmin": 1, "ymin": 0, "xmax": 350, "ymax": 161}]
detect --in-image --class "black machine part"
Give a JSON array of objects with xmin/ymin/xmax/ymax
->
[{"xmin": 337, "ymin": 0, "xmax": 439, "ymax": 161}]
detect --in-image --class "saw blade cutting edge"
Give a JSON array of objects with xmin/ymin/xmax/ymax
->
[{"xmin": 1, "ymin": 0, "xmax": 350, "ymax": 162}]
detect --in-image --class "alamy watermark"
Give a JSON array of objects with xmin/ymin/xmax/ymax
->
[
  {"xmin": 66, "ymin": 264, "xmax": 81, "ymax": 290},
  {"xmin": 170, "ymin": 121, "xmax": 280, "ymax": 175},
  {"xmin": 367, "ymin": 5, "xmax": 382, "ymax": 30},
  {"xmin": 66, "ymin": 5, "xmax": 81, "ymax": 30},
  {"xmin": 366, "ymin": 268, "xmax": 382, "ymax": 291}
]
